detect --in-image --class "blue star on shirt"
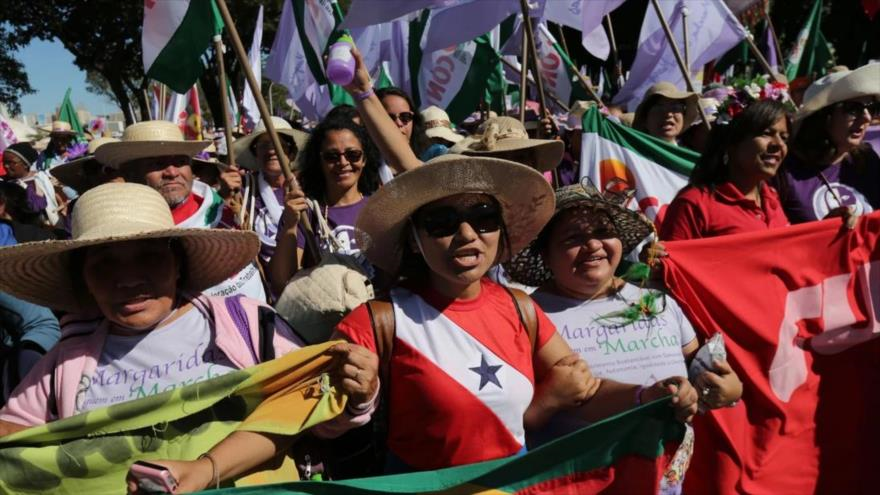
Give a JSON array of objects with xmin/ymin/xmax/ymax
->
[{"xmin": 469, "ymin": 355, "xmax": 503, "ymax": 390}]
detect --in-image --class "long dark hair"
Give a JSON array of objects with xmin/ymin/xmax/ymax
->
[
  {"xmin": 689, "ymin": 100, "xmax": 790, "ymax": 189},
  {"xmin": 299, "ymin": 116, "xmax": 380, "ymax": 204},
  {"xmin": 790, "ymin": 104, "xmax": 874, "ymax": 172},
  {"xmin": 376, "ymin": 87, "xmax": 431, "ymax": 157}
]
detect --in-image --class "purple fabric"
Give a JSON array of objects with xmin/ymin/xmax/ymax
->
[
  {"xmin": 293, "ymin": 198, "xmax": 367, "ymax": 253},
  {"xmin": 23, "ymin": 181, "xmax": 47, "ymax": 213},
  {"xmin": 224, "ymin": 295, "xmax": 258, "ymax": 364},
  {"xmin": 254, "ymin": 185, "xmax": 287, "ymax": 265},
  {"xmin": 777, "ymin": 147, "xmax": 880, "ymax": 223}
]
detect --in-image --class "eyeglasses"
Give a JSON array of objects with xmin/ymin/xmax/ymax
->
[
  {"xmin": 840, "ymin": 101, "xmax": 880, "ymax": 119},
  {"xmin": 388, "ymin": 111, "xmax": 415, "ymax": 125},
  {"xmin": 654, "ymin": 102, "xmax": 687, "ymax": 115},
  {"xmin": 416, "ymin": 202, "xmax": 503, "ymax": 238},
  {"xmin": 320, "ymin": 149, "xmax": 364, "ymax": 164}
]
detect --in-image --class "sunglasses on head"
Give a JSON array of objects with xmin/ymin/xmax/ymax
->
[
  {"xmin": 416, "ymin": 202, "xmax": 503, "ymax": 238},
  {"xmin": 388, "ymin": 111, "xmax": 415, "ymax": 125},
  {"xmin": 320, "ymin": 149, "xmax": 364, "ymax": 164},
  {"xmin": 840, "ymin": 100, "xmax": 880, "ymax": 119}
]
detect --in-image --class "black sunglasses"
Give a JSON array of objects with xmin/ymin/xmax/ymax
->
[
  {"xmin": 417, "ymin": 202, "xmax": 503, "ymax": 238},
  {"xmin": 388, "ymin": 111, "xmax": 415, "ymax": 125},
  {"xmin": 321, "ymin": 149, "xmax": 364, "ymax": 164},
  {"xmin": 840, "ymin": 101, "xmax": 880, "ymax": 119}
]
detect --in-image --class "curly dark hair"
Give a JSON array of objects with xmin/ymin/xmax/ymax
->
[
  {"xmin": 376, "ymin": 87, "xmax": 432, "ymax": 158},
  {"xmin": 689, "ymin": 100, "xmax": 790, "ymax": 189},
  {"xmin": 299, "ymin": 115, "xmax": 380, "ymax": 203}
]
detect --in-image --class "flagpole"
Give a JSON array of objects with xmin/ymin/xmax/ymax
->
[
  {"xmin": 497, "ymin": 55, "xmax": 570, "ymax": 112},
  {"xmin": 682, "ymin": 7, "xmax": 690, "ymax": 69},
  {"xmin": 764, "ymin": 11, "xmax": 784, "ymax": 70},
  {"xmin": 143, "ymin": 89, "xmax": 153, "ymax": 120},
  {"xmin": 556, "ymin": 24, "xmax": 570, "ymax": 58},
  {"xmin": 743, "ymin": 31, "xmax": 785, "ymax": 82},
  {"xmin": 605, "ymin": 15, "xmax": 623, "ymax": 86},
  {"xmin": 537, "ymin": 23, "xmax": 605, "ymax": 109},
  {"xmin": 648, "ymin": 0, "xmax": 712, "ymax": 131},
  {"xmin": 519, "ymin": 30, "xmax": 528, "ymax": 123},
  {"xmin": 213, "ymin": 36, "xmax": 236, "ymax": 170},
  {"xmin": 268, "ymin": 82, "xmax": 274, "ymax": 117},
  {"xmin": 519, "ymin": 0, "xmax": 552, "ymax": 137},
  {"xmin": 159, "ymin": 84, "xmax": 165, "ymax": 120}
]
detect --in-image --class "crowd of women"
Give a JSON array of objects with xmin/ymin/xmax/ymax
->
[{"xmin": 0, "ymin": 44, "xmax": 878, "ymax": 492}]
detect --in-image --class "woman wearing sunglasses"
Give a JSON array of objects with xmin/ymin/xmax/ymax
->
[
  {"xmin": 776, "ymin": 63, "xmax": 880, "ymax": 224},
  {"xmin": 633, "ymin": 82, "xmax": 700, "ymax": 145},
  {"xmin": 376, "ymin": 87, "xmax": 447, "ymax": 162},
  {"xmin": 267, "ymin": 116, "xmax": 380, "ymax": 294}
]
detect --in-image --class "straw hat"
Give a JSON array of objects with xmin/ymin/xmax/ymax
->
[
  {"xmin": 50, "ymin": 137, "xmax": 120, "ymax": 192},
  {"xmin": 503, "ymin": 181, "xmax": 654, "ymax": 288},
  {"xmin": 95, "ymin": 120, "xmax": 210, "ymax": 168},
  {"xmin": 48, "ymin": 121, "xmax": 77, "ymax": 135},
  {"xmin": 450, "ymin": 116, "xmax": 564, "ymax": 172},
  {"xmin": 0, "ymin": 182, "xmax": 259, "ymax": 313},
  {"xmin": 355, "ymin": 154, "xmax": 555, "ymax": 274},
  {"xmin": 422, "ymin": 106, "xmax": 463, "ymax": 143},
  {"xmin": 232, "ymin": 116, "xmax": 309, "ymax": 170},
  {"xmin": 795, "ymin": 63, "xmax": 880, "ymax": 129},
  {"xmin": 633, "ymin": 82, "xmax": 700, "ymax": 132}
]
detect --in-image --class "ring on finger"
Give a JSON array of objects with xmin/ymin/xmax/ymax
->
[{"xmin": 702, "ymin": 387, "xmax": 710, "ymax": 397}]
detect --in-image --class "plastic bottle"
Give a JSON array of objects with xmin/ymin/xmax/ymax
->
[{"xmin": 326, "ymin": 34, "xmax": 355, "ymax": 86}]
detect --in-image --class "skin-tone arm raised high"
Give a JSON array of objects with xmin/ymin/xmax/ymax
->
[{"xmin": 343, "ymin": 48, "xmax": 422, "ymax": 174}]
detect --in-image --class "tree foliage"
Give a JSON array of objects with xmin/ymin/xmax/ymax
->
[{"xmin": 0, "ymin": 24, "xmax": 35, "ymax": 116}]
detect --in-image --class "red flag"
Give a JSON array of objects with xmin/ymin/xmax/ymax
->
[
  {"xmin": 864, "ymin": 0, "xmax": 880, "ymax": 19},
  {"xmin": 662, "ymin": 212, "xmax": 880, "ymax": 494}
]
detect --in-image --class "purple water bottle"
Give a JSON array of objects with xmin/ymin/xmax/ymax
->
[{"xmin": 326, "ymin": 34, "xmax": 355, "ymax": 86}]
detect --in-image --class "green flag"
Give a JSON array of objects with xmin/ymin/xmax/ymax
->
[
  {"xmin": 56, "ymin": 88, "xmax": 83, "ymax": 134},
  {"xmin": 785, "ymin": 0, "xmax": 833, "ymax": 80}
]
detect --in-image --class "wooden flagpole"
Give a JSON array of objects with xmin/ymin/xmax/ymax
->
[
  {"xmin": 213, "ymin": 36, "xmax": 236, "ymax": 170},
  {"xmin": 682, "ymin": 7, "xmax": 690, "ymax": 69},
  {"xmin": 519, "ymin": 29, "xmax": 528, "ymax": 123},
  {"xmin": 743, "ymin": 30, "xmax": 785, "ymax": 82},
  {"xmin": 605, "ymin": 14, "xmax": 623, "ymax": 86},
  {"xmin": 498, "ymin": 56, "xmax": 570, "ymax": 112},
  {"xmin": 519, "ymin": 0, "xmax": 550, "ymax": 136}
]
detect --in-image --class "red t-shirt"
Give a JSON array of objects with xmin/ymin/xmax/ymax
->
[
  {"xmin": 336, "ymin": 278, "xmax": 556, "ymax": 471},
  {"xmin": 660, "ymin": 182, "xmax": 790, "ymax": 241}
]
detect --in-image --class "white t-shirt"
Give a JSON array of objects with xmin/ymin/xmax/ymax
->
[{"xmin": 75, "ymin": 307, "xmax": 237, "ymax": 413}]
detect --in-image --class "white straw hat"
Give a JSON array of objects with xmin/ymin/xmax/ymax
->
[
  {"xmin": 50, "ymin": 137, "xmax": 120, "ymax": 192},
  {"xmin": 355, "ymin": 154, "xmax": 555, "ymax": 274},
  {"xmin": 450, "ymin": 116, "xmax": 564, "ymax": 171},
  {"xmin": 421, "ymin": 105, "xmax": 463, "ymax": 143},
  {"xmin": 0, "ymin": 182, "xmax": 259, "ymax": 313},
  {"xmin": 232, "ymin": 116, "xmax": 310, "ymax": 170},
  {"xmin": 794, "ymin": 63, "xmax": 880, "ymax": 132},
  {"xmin": 95, "ymin": 120, "xmax": 210, "ymax": 168}
]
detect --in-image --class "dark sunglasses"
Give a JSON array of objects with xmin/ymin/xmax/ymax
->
[
  {"xmin": 654, "ymin": 101, "xmax": 687, "ymax": 114},
  {"xmin": 388, "ymin": 111, "xmax": 415, "ymax": 125},
  {"xmin": 417, "ymin": 202, "xmax": 503, "ymax": 238},
  {"xmin": 840, "ymin": 101, "xmax": 880, "ymax": 119},
  {"xmin": 321, "ymin": 149, "xmax": 364, "ymax": 163}
]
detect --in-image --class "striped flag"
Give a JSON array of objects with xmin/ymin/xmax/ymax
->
[
  {"xmin": 785, "ymin": 0, "xmax": 832, "ymax": 80},
  {"xmin": 579, "ymin": 107, "xmax": 698, "ymax": 228},
  {"xmin": 164, "ymin": 86, "xmax": 202, "ymax": 140},
  {"xmin": 241, "ymin": 5, "xmax": 264, "ymax": 132},
  {"xmin": 142, "ymin": 0, "xmax": 224, "ymax": 93}
]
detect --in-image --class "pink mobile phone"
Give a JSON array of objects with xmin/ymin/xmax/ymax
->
[{"xmin": 130, "ymin": 461, "xmax": 179, "ymax": 493}]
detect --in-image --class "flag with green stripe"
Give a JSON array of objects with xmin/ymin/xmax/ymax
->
[
  {"xmin": 580, "ymin": 107, "xmax": 699, "ymax": 228},
  {"xmin": 785, "ymin": 0, "xmax": 833, "ymax": 80},
  {"xmin": 142, "ymin": 0, "xmax": 224, "ymax": 94}
]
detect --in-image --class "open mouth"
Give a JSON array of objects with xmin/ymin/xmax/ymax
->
[
  {"xmin": 760, "ymin": 154, "xmax": 781, "ymax": 166},
  {"xmin": 451, "ymin": 249, "xmax": 483, "ymax": 269}
]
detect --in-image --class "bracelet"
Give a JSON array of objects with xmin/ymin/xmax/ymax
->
[
  {"xmin": 198, "ymin": 452, "xmax": 220, "ymax": 489},
  {"xmin": 634, "ymin": 385, "xmax": 647, "ymax": 406},
  {"xmin": 353, "ymin": 87, "xmax": 374, "ymax": 102}
]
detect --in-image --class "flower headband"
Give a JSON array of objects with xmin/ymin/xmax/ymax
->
[{"xmin": 712, "ymin": 75, "xmax": 798, "ymax": 125}]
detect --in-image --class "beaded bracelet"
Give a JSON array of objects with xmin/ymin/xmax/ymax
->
[
  {"xmin": 354, "ymin": 87, "xmax": 374, "ymax": 102},
  {"xmin": 198, "ymin": 452, "xmax": 220, "ymax": 490}
]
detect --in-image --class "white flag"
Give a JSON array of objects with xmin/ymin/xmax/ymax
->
[
  {"xmin": 241, "ymin": 5, "xmax": 264, "ymax": 132},
  {"xmin": 613, "ymin": 0, "xmax": 747, "ymax": 110},
  {"xmin": 0, "ymin": 113, "xmax": 18, "ymax": 154},
  {"xmin": 541, "ymin": 0, "xmax": 623, "ymax": 61}
]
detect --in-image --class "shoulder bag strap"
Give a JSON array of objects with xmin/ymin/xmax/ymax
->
[{"xmin": 504, "ymin": 286, "xmax": 539, "ymax": 356}]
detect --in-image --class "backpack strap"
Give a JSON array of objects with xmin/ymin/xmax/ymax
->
[
  {"xmin": 503, "ymin": 286, "xmax": 539, "ymax": 356},
  {"xmin": 257, "ymin": 306, "xmax": 276, "ymax": 362},
  {"xmin": 365, "ymin": 299, "xmax": 395, "ymax": 389}
]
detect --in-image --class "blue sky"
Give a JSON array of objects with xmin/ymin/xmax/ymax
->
[{"xmin": 15, "ymin": 40, "xmax": 122, "ymax": 119}]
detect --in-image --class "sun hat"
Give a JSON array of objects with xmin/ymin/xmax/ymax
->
[
  {"xmin": 633, "ymin": 82, "xmax": 700, "ymax": 132},
  {"xmin": 0, "ymin": 182, "xmax": 259, "ymax": 313},
  {"xmin": 95, "ymin": 120, "xmax": 210, "ymax": 168},
  {"xmin": 421, "ymin": 105, "xmax": 464, "ymax": 143},
  {"xmin": 503, "ymin": 180, "xmax": 654, "ymax": 288},
  {"xmin": 3, "ymin": 142, "xmax": 39, "ymax": 168},
  {"xmin": 355, "ymin": 154, "xmax": 555, "ymax": 274},
  {"xmin": 450, "ymin": 116, "xmax": 564, "ymax": 172},
  {"xmin": 48, "ymin": 121, "xmax": 77, "ymax": 136},
  {"xmin": 232, "ymin": 116, "xmax": 310, "ymax": 170},
  {"xmin": 794, "ymin": 63, "xmax": 880, "ymax": 130},
  {"xmin": 50, "ymin": 137, "xmax": 120, "ymax": 192}
]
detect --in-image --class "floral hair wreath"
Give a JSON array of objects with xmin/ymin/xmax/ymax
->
[{"xmin": 712, "ymin": 75, "xmax": 798, "ymax": 125}]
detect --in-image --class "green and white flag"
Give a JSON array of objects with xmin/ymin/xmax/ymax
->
[
  {"xmin": 580, "ymin": 107, "xmax": 698, "ymax": 227},
  {"xmin": 142, "ymin": 0, "xmax": 224, "ymax": 94},
  {"xmin": 785, "ymin": 0, "xmax": 833, "ymax": 80}
]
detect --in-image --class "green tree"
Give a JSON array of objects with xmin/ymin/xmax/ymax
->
[{"xmin": 0, "ymin": 24, "xmax": 35, "ymax": 116}]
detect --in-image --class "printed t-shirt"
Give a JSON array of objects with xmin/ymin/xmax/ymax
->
[
  {"xmin": 294, "ymin": 198, "xmax": 366, "ymax": 254},
  {"xmin": 660, "ymin": 182, "xmax": 790, "ymax": 240},
  {"xmin": 174, "ymin": 180, "xmax": 267, "ymax": 302},
  {"xmin": 776, "ymin": 149, "xmax": 880, "ymax": 223},
  {"xmin": 75, "ymin": 306, "xmax": 237, "ymax": 413},
  {"xmin": 336, "ymin": 278, "xmax": 556, "ymax": 471}
]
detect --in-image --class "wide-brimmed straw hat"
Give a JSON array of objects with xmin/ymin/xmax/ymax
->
[
  {"xmin": 95, "ymin": 120, "xmax": 210, "ymax": 168},
  {"xmin": 0, "ymin": 182, "xmax": 259, "ymax": 313},
  {"xmin": 794, "ymin": 63, "xmax": 880, "ymax": 131},
  {"xmin": 232, "ymin": 116, "xmax": 310, "ymax": 170},
  {"xmin": 503, "ymin": 180, "xmax": 654, "ymax": 288},
  {"xmin": 450, "ymin": 116, "xmax": 564, "ymax": 172},
  {"xmin": 633, "ymin": 82, "xmax": 700, "ymax": 132},
  {"xmin": 422, "ymin": 105, "xmax": 463, "ymax": 144},
  {"xmin": 45, "ymin": 121, "xmax": 77, "ymax": 136},
  {"xmin": 355, "ymin": 154, "xmax": 555, "ymax": 274},
  {"xmin": 50, "ymin": 137, "xmax": 120, "ymax": 192}
]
